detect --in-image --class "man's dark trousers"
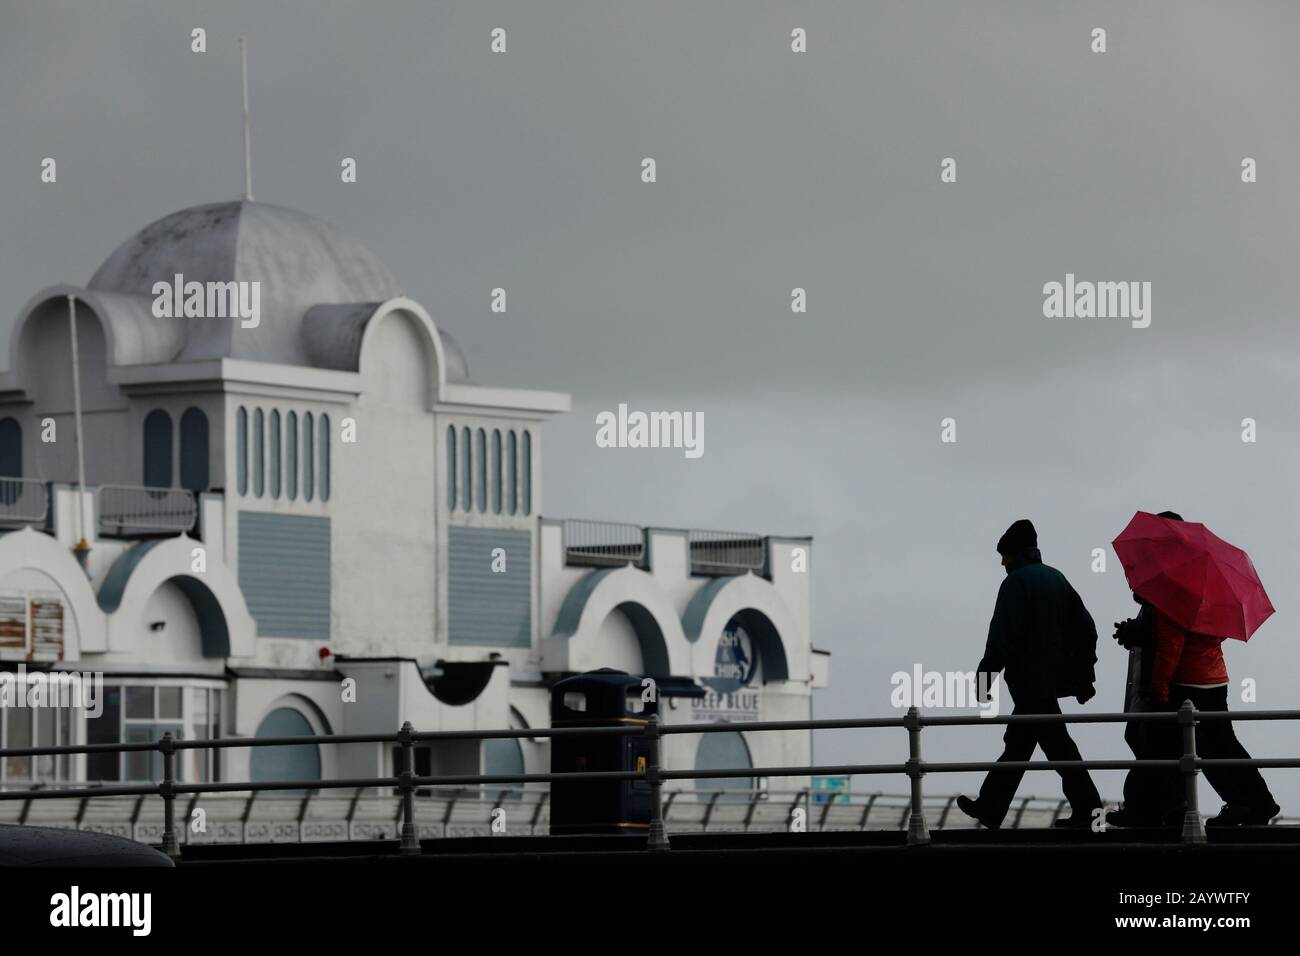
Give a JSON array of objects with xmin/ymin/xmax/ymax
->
[
  {"xmin": 1166, "ymin": 685, "xmax": 1276, "ymax": 812},
  {"xmin": 976, "ymin": 696, "xmax": 1102, "ymax": 825}
]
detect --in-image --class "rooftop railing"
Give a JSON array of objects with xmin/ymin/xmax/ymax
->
[
  {"xmin": 0, "ymin": 478, "xmax": 49, "ymax": 527},
  {"xmin": 1, "ymin": 704, "xmax": 1297, "ymax": 859},
  {"xmin": 97, "ymin": 485, "xmax": 197, "ymax": 537},
  {"xmin": 561, "ymin": 518, "xmax": 646, "ymax": 568},
  {"xmin": 560, "ymin": 520, "xmax": 771, "ymax": 577},
  {"xmin": 688, "ymin": 529, "xmax": 766, "ymax": 576}
]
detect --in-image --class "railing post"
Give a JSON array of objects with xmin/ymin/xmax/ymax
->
[
  {"xmin": 159, "ymin": 732, "xmax": 180, "ymax": 860},
  {"xmin": 1178, "ymin": 701, "xmax": 1207, "ymax": 845},
  {"xmin": 904, "ymin": 706, "xmax": 930, "ymax": 846},
  {"xmin": 645, "ymin": 714, "xmax": 670, "ymax": 850},
  {"xmin": 397, "ymin": 721, "xmax": 420, "ymax": 856}
]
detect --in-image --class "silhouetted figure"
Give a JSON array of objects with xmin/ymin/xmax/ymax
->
[
  {"xmin": 1108, "ymin": 511, "xmax": 1186, "ymax": 827},
  {"xmin": 1112, "ymin": 510, "xmax": 1279, "ymax": 827},
  {"xmin": 957, "ymin": 519, "xmax": 1103, "ymax": 829},
  {"xmin": 1149, "ymin": 607, "xmax": 1280, "ymax": 826}
]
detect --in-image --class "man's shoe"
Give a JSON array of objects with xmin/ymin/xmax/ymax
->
[
  {"xmin": 956, "ymin": 795, "xmax": 1001, "ymax": 829},
  {"xmin": 1207, "ymin": 802, "xmax": 1281, "ymax": 827},
  {"xmin": 1054, "ymin": 807, "xmax": 1102, "ymax": 829}
]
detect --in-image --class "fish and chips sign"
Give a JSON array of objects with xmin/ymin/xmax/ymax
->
[{"xmin": 692, "ymin": 615, "xmax": 760, "ymax": 722}]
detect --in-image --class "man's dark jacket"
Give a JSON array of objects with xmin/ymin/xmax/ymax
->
[{"xmin": 977, "ymin": 548, "xmax": 1098, "ymax": 702}]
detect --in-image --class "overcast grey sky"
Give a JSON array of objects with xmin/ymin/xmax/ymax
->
[{"xmin": 4, "ymin": 0, "xmax": 1299, "ymax": 811}]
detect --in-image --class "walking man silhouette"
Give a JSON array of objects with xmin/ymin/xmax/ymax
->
[{"xmin": 957, "ymin": 519, "xmax": 1104, "ymax": 829}]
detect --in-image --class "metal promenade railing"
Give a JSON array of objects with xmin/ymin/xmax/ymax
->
[
  {"xmin": 0, "ymin": 784, "xmax": 1103, "ymax": 841},
  {"xmin": 96, "ymin": 485, "xmax": 198, "ymax": 536},
  {"xmin": 0, "ymin": 704, "xmax": 1297, "ymax": 859}
]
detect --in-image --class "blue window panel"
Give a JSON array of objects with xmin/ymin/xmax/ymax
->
[
  {"xmin": 694, "ymin": 731, "xmax": 753, "ymax": 802},
  {"xmin": 286, "ymin": 411, "xmax": 298, "ymax": 501},
  {"xmin": 475, "ymin": 429, "xmax": 487, "ymax": 513},
  {"xmin": 448, "ymin": 526, "xmax": 531, "ymax": 647},
  {"xmin": 506, "ymin": 431, "xmax": 517, "ymax": 516},
  {"xmin": 0, "ymin": 417, "xmax": 22, "ymax": 478},
  {"xmin": 179, "ymin": 408, "xmax": 209, "ymax": 492},
  {"xmin": 491, "ymin": 430, "xmax": 502, "ymax": 514},
  {"xmin": 238, "ymin": 512, "xmax": 331, "ymax": 639},
  {"xmin": 446, "ymin": 425, "xmax": 457, "ymax": 511},
  {"xmin": 521, "ymin": 431, "xmax": 532, "ymax": 515},
  {"xmin": 459, "ymin": 427, "xmax": 471, "ymax": 512},
  {"xmin": 143, "ymin": 410, "xmax": 173, "ymax": 488},
  {"xmin": 269, "ymin": 410, "xmax": 281, "ymax": 499},
  {"xmin": 250, "ymin": 707, "xmax": 321, "ymax": 795},
  {"xmin": 236, "ymin": 407, "xmax": 248, "ymax": 496},
  {"xmin": 303, "ymin": 413, "xmax": 315, "ymax": 502},
  {"xmin": 319, "ymin": 414, "xmax": 330, "ymax": 502},
  {"xmin": 0, "ymin": 418, "xmax": 21, "ymax": 507},
  {"xmin": 252, "ymin": 409, "xmax": 264, "ymax": 498}
]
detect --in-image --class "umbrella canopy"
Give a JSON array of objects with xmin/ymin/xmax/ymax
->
[{"xmin": 1112, "ymin": 512, "xmax": 1274, "ymax": 642}]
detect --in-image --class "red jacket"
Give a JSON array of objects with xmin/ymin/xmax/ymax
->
[{"xmin": 1150, "ymin": 609, "xmax": 1229, "ymax": 703}]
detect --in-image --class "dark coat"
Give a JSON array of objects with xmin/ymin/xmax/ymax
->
[{"xmin": 977, "ymin": 549, "xmax": 1098, "ymax": 703}]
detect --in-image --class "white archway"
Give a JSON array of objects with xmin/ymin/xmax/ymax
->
[
  {"xmin": 546, "ymin": 566, "xmax": 690, "ymax": 676},
  {"xmin": 0, "ymin": 527, "xmax": 105, "ymax": 657},
  {"xmin": 682, "ymin": 573, "xmax": 802, "ymax": 684},
  {"xmin": 99, "ymin": 536, "xmax": 255, "ymax": 658}
]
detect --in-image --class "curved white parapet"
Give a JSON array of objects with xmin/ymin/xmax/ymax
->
[
  {"xmin": 681, "ymin": 572, "xmax": 805, "ymax": 685},
  {"xmin": 545, "ymin": 565, "xmax": 691, "ymax": 677},
  {"xmin": 98, "ymin": 535, "xmax": 256, "ymax": 659},
  {"xmin": 0, "ymin": 527, "xmax": 107, "ymax": 658}
]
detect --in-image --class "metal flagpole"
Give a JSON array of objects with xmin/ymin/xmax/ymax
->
[
  {"xmin": 67, "ymin": 295, "xmax": 90, "ymax": 564},
  {"xmin": 240, "ymin": 35, "xmax": 253, "ymax": 201}
]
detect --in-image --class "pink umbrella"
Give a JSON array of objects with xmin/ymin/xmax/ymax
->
[{"xmin": 1112, "ymin": 511, "xmax": 1274, "ymax": 641}]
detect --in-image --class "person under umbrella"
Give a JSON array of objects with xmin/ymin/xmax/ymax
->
[
  {"xmin": 1112, "ymin": 511, "xmax": 1280, "ymax": 827},
  {"xmin": 1107, "ymin": 511, "xmax": 1187, "ymax": 828}
]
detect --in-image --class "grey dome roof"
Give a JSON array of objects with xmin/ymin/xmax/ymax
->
[{"xmin": 86, "ymin": 200, "xmax": 468, "ymax": 379}]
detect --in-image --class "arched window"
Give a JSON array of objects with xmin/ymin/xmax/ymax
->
[
  {"xmin": 460, "ymin": 427, "xmax": 471, "ymax": 512},
  {"xmin": 269, "ymin": 410, "xmax": 281, "ymax": 499},
  {"xmin": 319, "ymin": 414, "xmax": 331, "ymax": 502},
  {"xmin": 446, "ymin": 425, "xmax": 457, "ymax": 511},
  {"xmin": 694, "ymin": 731, "xmax": 753, "ymax": 803},
  {"xmin": 521, "ymin": 430, "xmax": 532, "ymax": 515},
  {"xmin": 250, "ymin": 707, "xmax": 321, "ymax": 796},
  {"xmin": 491, "ymin": 430, "xmax": 502, "ymax": 514},
  {"xmin": 303, "ymin": 413, "xmax": 315, "ymax": 502},
  {"xmin": 483, "ymin": 738, "xmax": 525, "ymax": 801},
  {"xmin": 286, "ymin": 411, "xmax": 298, "ymax": 501},
  {"xmin": 506, "ymin": 431, "xmax": 517, "ymax": 515},
  {"xmin": 179, "ymin": 408, "xmax": 209, "ymax": 492},
  {"xmin": 143, "ymin": 410, "xmax": 173, "ymax": 488},
  {"xmin": 252, "ymin": 409, "xmax": 265, "ymax": 497},
  {"xmin": 475, "ymin": 429, "xmax": 487, "ymax": 512},
  {"xmin": 236, "ymin": 408, "xmax": 248, "ymax": 496},
  {"xmin": 0, "ymin": 418, "xmax": 21, "ymax": 507}
]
